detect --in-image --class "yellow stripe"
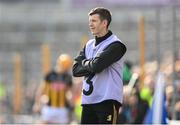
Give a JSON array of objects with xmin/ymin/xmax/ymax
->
[
  {"xmin": 59, "ymin": 90, "xmax": 65, "ymax": 107},
  {"xmin": 45, "ymin": 83, "xmax": 49, "ymax": 95},
  {"xmin": 112, "ymin": 105, "xmax": 117, "ymax": 125},
  {"xmin": 50, "ymin": 86, "xmax": 58, "ymax": 107}
]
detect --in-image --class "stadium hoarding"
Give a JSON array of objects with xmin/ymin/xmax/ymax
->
[{"xmin": 73, "ymin": 0, "xmax": 180, "ymax": 7}]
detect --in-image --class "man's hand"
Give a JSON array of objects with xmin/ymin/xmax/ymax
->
[
  {"xmin": 73, "ymin": 51, "xmax": 92, "ymax": 77},
  {"xmin": 74, "ymin": 51, "xmax": 86, "ymax": 62}
]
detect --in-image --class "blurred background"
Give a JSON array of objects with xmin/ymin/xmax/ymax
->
[{"xmin": 0, "ymin": 0, "xmax": 179, "ymax": 124}]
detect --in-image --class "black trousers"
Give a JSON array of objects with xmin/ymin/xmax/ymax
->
[{"xmin": 81, "ymin": 100, "xmax": 121, "ymax": 124}]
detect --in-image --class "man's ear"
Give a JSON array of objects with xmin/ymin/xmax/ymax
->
[{"xmin": 102, "ymin": 20, "xmax": 108, "ymax": 28}]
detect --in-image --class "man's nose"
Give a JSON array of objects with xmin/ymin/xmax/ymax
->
[{"xmin": 89, "ymin": 22, "xmax": 93, "ymax": 27}]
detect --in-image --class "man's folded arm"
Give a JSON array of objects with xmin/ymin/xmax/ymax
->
[
  {"xmin": 82, "ymin": 41, "xmax": 127, "ymax": 73},
  {"xmin": 72, "ymin": 47, "xmax": 92, "ymax": 77}
]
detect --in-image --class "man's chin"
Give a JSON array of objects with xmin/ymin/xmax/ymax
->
[{"xmin": 91, "ymin": 32, "xmax": 97, "ymax": 36}]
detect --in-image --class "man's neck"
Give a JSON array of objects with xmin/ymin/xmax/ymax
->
[
  {"xmin": 96, "ymin": 29, "xmax": 108, "ymax": 38},
  {"xmin": 95, "ymin": 30, "xmax": 112, "ymax": 46}
]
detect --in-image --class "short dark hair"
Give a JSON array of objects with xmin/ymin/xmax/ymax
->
[{"xmin": 88, "ymin": 7, "xmax": 112, "ymax": 28}]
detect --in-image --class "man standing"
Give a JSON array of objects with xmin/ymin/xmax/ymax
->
[
  {"xmin": 33, "ymin": 54, "xmax": 73, "ymax": 124},
  {"xmin": 72, "ymin": 7, "xmax": 126, "ymax": 124}
]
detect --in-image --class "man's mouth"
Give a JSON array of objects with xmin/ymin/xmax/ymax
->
[{"xmin": 90, "ymin": 27, "xmax": 95, "ymax": 30}]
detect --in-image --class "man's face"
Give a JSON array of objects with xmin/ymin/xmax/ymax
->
[{"xmin": 89, "ymin": 14, "xmax": 107, "ymax": 36}]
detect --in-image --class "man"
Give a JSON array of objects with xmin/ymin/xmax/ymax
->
[
  {"xmin": 72, "ymin": 7, "xmax": 127, "ymax": 124},
  {"xmin": 33, "ymin": 54, "xmax": 73, "ymax": 124}
]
